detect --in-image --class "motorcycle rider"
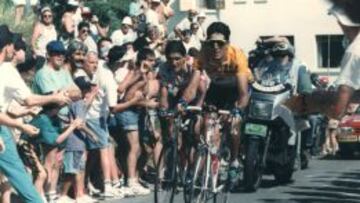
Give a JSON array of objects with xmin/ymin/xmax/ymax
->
[
  {"xmin": 182, "ymin": 22, "xmax": 253, "ymax": 181},
  {"xmin": 255, "ymin": 36, "xmax": 313, "ymax": 169}
]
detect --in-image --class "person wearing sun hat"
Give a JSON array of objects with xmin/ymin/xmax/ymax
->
[
  {"xmin": 284, "ymin": 0, "xmax": 360, "ymax": 119},
  {"xmin": 111, "ymin": 16, "xmax": 137, "ymax": 46}
]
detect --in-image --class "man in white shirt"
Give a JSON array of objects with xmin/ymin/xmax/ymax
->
[
  {"xmin": 0, "ymin": 25, "xmax": 70, "ymax": 203},
  {"xmin": 80, "ymin": 52, "xmax": 143, "ymax": 198},
  {"xmin": 111, "ymin": 17, "xmax": 137, "ymax": 46},
  {"xmin": 285, "ymin": 1, "xmax": 360, "ymax": 119}
]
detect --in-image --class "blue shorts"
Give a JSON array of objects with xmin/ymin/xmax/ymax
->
[
  {"xmin": 116, "ymin": 109, "xmax": 140, "ymax": 131},
  {"xmin": 63, "ymin": 151, "xmax": 86, "ymax": 174},
  {"xmin": 86, "ymin": 117, "xmax": 109, "ymax": 150}
]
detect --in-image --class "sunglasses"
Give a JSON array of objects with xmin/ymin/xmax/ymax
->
[
  {"xmin": 81, "ymin": 29, "xmax": 89, "ymax": 34},
  {"xmin": 167, "ymin": 56, "xmax": 182, "ymax": 61},
  {"xmin": 207, "ymin": 40, "xmax": 227, "ymax": 48},
  {"xmin": 43, "ymin": 14, "xmax": 53, "ymax": 18}
]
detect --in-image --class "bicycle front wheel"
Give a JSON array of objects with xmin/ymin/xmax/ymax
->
[
  {"xmin": 188, "ymin": 151, "xmax": 215, "ymax": 203},
  {"xmin": 154, "ymin": 144, "xmax": 178, "ymax": 203}
]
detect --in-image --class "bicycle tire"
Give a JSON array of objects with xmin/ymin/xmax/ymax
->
[{"xmin": 154, "ymin": 142, "xmax": 178, "ymax": 203}]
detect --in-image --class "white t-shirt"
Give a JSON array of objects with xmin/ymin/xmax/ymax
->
[
  {"xmin": 0, "ymin": 62, "xmax": 32, "ymax": 112},
  {"xmin": 77, "ymin": 37, "xmax": 98, "ymax": 53},
  {"xmin": 176, "ymin": 18, "xmax": 191, "ymax": 31},
  {"xmin": 182, "ymin": 36, "xmax": 201, "ymax": 53},
  {"xmin": 86, "ymin": 63, "xmax": 118, "ymax": 119},
  {"xmin": 146, "ymin": 9, "xmax": 160, "ymax": 27},
  {"xmin": 335, "ymin": 33, "xmax": 360, "ymax": 90},
  {"xmin": 111, "ymin": 29, "xmax": 137, "ymax": 46}
]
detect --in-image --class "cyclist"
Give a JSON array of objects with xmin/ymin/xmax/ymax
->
[
  {"xmin": 158, "ymin": 41, "xmax": 207, "ymax": 168},
  {"xmin": 182, "ymin": 22, "xmax": 253, "ymax": 180}
]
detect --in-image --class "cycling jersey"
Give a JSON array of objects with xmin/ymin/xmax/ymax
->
[
  {"xmin": 158, "ymin": 62, "xmax": 195, "ymax": 109},
  {"xmin": 193, "ymin": 45, "xmax": 252, "ymax": 109},
  {"xmin": 193, "ymin": 45, "xmax": 253, "ymax": 81}
]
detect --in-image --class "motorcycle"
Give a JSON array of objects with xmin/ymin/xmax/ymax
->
[{"xmin": 242, "ymin": 61, "xmax": 299, "ymax": 192}]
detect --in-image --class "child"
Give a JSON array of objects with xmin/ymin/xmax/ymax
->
[
  {"xmin": 59, "ymin": 76, "xmax": 98, "ymax": 203},
  {"xmin": 29, "ymin": 97, "xmax": 84, "ymax": 203}
]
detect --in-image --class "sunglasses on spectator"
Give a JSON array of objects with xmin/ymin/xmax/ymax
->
[
  {"xmin": 81, "ymin": 29, "xmax": 89, "ymax": 34},
  {"xmin": 167, "ymin": 56, "xmax": 182, "ymax": 61},
  {"xmin": 207, "ymin": 40, "xmax": 227, "ymax": 48},
  {"xmin": 43, "ymin": 14, "xmax": 53, "ymax": 18}
]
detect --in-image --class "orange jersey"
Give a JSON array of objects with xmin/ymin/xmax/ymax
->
[{"xmin": 193, "ymin": 45, "xmax": 253, "ymax": 81}]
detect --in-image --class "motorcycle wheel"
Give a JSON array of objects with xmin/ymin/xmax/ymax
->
[
  {"xmin": 243, "ymin": 139, "xmax": 262, "ymax": 192},
  {"xmin": 273, "ymin": 147, "xmax": 296, "ymax": 184}
]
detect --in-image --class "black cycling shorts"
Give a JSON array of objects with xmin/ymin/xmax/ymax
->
[{"xmin": 205, "ymin": 77, "xmax": 239, "ymax": 110}]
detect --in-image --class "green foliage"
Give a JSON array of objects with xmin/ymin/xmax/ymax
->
[
  {"xmin": 0, "ymin": 0, "xmax": 36, "ymax": 43},
  {"xmin": 85, "ymin": 0, "xmax": 132, "ymax": 32}
]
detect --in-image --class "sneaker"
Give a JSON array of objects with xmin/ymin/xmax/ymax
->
[
  {"xmin": 41, "ymin": 196, "xmax": 48, "ymax": 203},
  {"xmin": 57, "ymin": 195, "xmax": 75, "ymax": 203},
  {"xmin": 88, "ymin": 182, "xmax": 101, "ymax": 197},
  {"xmin": 117, "ymin": 187, "xmax": 135, "ymax": 197},
  {"xmin": 110, "ymin": 187, "xmax": 125, "ymax": 199},
  {"xmin": 76, "ymin": 195, "xmax": 98, "ymax": 203},
  {"xmin": 127, "ymin": 182, "xmax": 151, "ymax": 196}
]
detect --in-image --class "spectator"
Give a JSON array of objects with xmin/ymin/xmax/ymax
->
[
  {"xmin": 13, "ymin": 0, "xmax": 39, "ymax": 25},
  {"xmin": 59, "ymin": 0, "xmax": 79, "ymax": 48},
  {"xmin": 32, "ymin": 40, "xmax": 79, "ymax": 119},
  {"xmin": 196, "ymin": 11, "xmax": 207, "ymax": 42},
  {"xmin": 174, "ymin": 9, "xmax": 198, "ymax": 40},
  {"xmin": 31, "ymin": 6, "xmax": 57, "ymax": 70},
  {"xmin": 12, "ymin": 34, "xmax": 27, "ymax": 65},
  {"xmin": 76, "ymin": 21, "xmax": 98, "ymax": 53},
  {"xmin": 157, "ymin": 0, "xmax": 174, "ymax": 35},
  {"xmin": 111, "ymin": 17, "xmax": 137, "ymax": 46},
  {"xmin": 181, "ymin": 29, "xmax": 201, "ymax": 53},
  {"xmin": 79, "ymin": 52, "xmax": 142, "ymax": 199},
  {"xmin": 129, "ymin": 0, "xmax": 143, "ymax": 17},
  {"xmin": 116, "ymin": 48, "xmax": 158, "ymax": 196},
  {"xmin": 59, "ymin": 76, "xmax": 98, "ymax": 203},
  {"xmin": 29, "ymin": 100, "xmax": 83, "ymax": 203},
  {"xmin": 145, "ymin": 0, "xmax": 162, "ymax": 29},
  {"xmin": 97, "ymin": 37, "xmax": 113, "ymax": 61},
  {"xmin": 0, "ymin": 24, "xmax": 70, "ymax": 203},
  {"xmin": 64, "ymin": 40, "xmax": 88, "ymax": 75}
]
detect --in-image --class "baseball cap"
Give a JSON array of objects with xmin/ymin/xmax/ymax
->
[
  {"xmin": 329, "ymin": 5, "xmax": 360, "ymax": 27},
  {"xmin": 74, "ymin": 76, "xmax": 95, "ymax": 92},
  {"xmin": 0, "ymin": 25, "xmax": 14, "ymax": 49},
  {"xmin": 152, "ymin": 0, "xmax": 161, "ymax": 3},
  {"xmin": 46, "ymin": 40, "xmax": 66, "ymax": 55},
  {"xmin": 122, "ymin": 16, "xmax": 133, "ymax": 26}
]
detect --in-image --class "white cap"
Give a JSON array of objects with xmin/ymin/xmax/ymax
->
[
  {"xmin": 198, "ymin": 11, "xmax": 206, "ymax": 18},
  {"xmin": 122, "ymin": 16, "xmax": 133, "ymax": 26},
  {"xmin": 329, "ymin": 5, "xmax": 360, "ymax": 27},
  {"xmin": 82, "ymin": 7, "xmax": 91, "ymax": 14},
  {"xmin": 152, "ymin": 0, "xmax": 161, "ymax": 3},
  {"xmin": 68, "ymin": 0, "xmax": 79, "ymax": 7}
]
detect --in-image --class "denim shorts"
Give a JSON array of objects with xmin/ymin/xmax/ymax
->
[
  {"xmin": 86, "ymin": 117, "xmax": 109, "ymax": 150},
  {"xmin": 116, "ymin": 109, "xmax": 140, "ymax": 131},
  {"xmin": 63, "ymin": 151, "xmax": 86, "ymax": 174}
]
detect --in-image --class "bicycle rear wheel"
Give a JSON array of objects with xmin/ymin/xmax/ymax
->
[{"xmin": 154, "ymin": 144, "xmax": 178, "ymax": 203}]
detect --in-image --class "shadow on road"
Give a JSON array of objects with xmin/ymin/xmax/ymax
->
[{"xmin": 260, "ymin": 169, "xmax": 360, "ymax": 203}]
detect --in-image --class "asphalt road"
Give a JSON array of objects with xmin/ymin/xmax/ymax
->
[{"xmin": 106, "ymin": 156, "xmax": 360, "ymax": 203}]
